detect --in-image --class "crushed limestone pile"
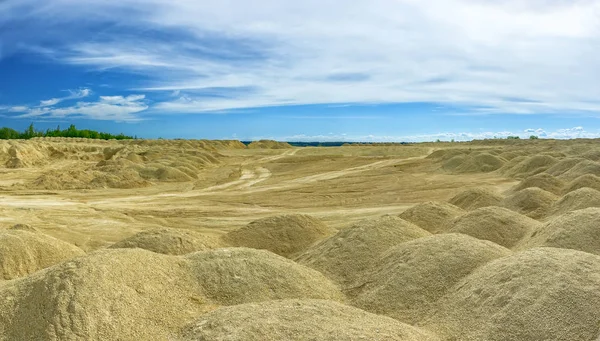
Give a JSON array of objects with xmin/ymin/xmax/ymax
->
[
  {"xmin": 0, "ymin": 227, "xmax": 85, "ymax": 280},
  {"xmin": 501, "ymin": 188, "xmax": 557, "ymax": 219},
  {"xmin": 446, "ymin": 206, "xmax": 540, "ymax": 248},
  {"xmin": 448, "ymin": 188, "xmax": 503, "ymax": 211},
  {"xmin": 110, "ymin": 228, "xmax": 223, "ymax": 255},
  {"xmin": 295, "ymin": 215, "xmax": 430, "ymax": 286},
  {"xmin": 224, "ymin": 214, "xmax": 335, "ymax": 258},
  {"xmin": 399, "ymin": 201, "xmax": 465, "ymax": 234},
  {"xmin": 352, "ymin": 234, "xmax": 510, "ymax": 324},
  {"xmin": 180, "ymin": 299, "xmax": 440, "ymax": 341},
  {"xmin": 517, "ymin": 208, "xmax": 600, "ymax": 255},
  {"xmin": 422, "ymin": 248, "xmax": 600, "ymax": 341}
]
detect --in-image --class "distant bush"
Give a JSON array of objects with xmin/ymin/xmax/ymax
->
[
  {"xmin": 506, "ymin": 136, "xmax": 520, "ymax": 140},
  {"xmin": 0, "ymin": 124, "xmax": 134, "ymax": 140},
  {"xmin": 529, "ymin": 135, "xmax": 539, "ymax": 140}
]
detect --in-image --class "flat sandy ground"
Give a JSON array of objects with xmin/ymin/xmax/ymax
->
[{"xmin": 0, "ymin": 142, "xmax": 516, "ymax": 251}]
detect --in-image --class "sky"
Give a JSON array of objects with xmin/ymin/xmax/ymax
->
[{"xmin": 1, "ymin": 0, "xmax": 600, "ymax": 141}]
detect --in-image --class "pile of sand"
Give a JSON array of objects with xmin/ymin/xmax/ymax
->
[
  {"xmin": 181, "ymin": 299, "xmax": 440, "ymax": 341},
  {"xmin": 224, "ymin": 214, "xmax": 335, "ymax": 258},
  {"xmin": 501, "ymin": 188, "xmax": 558, "ymax": 219},
  {"xmin": 517, "ymin": 208, "xmax": 600, "ymax": 255},
  {"xmin": 399, "ymin": 201, "xmax": 465, "ymax": 233},
  {"xmin": 557, "ymin": 159, "xmax": 600, "ymax": 181},
  {"xmin": 581, "ymin": 150, "xmax": 600, "ymax": 161},
  {"xmin": 295, "ymin": 215, "xmax": 430, "ymax": 286},
  {"xmin": 110, "ymin": 228, "xmax": 223, "ymax": 255},
  {"xmin": 443, "ymin": 153, "xmax": 505, "ymax": 173},
  {"xmin": 550, "ymin": 187, "xmax": 600, "ymax": 216},
  {"xmin": 426, "ymin": 149, "xmax": 469, "ymax": 161},
  {"xmin": 509, "ymin": 173, "xmax": 564, "ymax": 195},
  {"xmin": 0, "ymin": 227, "xmax": 85, "ymax": 280},
  {"xmin": 448, "ymin": 187, "xmax": 503, "ymax": 211},
  {"xmin": 353, "ymin": 234, "xmax": 510, "ymax": 324},
  {"xmin": 544, "ymin": 157, "xmax": 586, "ymax": 176},
  {"xmin": 563, "ymin": 174, "xmax": 600, "ymax": 194},
  {"xmin": 446, "ymin": 206, "xmax": 540, "ymax": 248},
  {"xmin": 501, "ymin": 155, "xmax": 558, "ymax": 178},
  {"xmin": 422, "ymin": 248, "xmax": 600, "ymax": 341},
  {"xmin": 247, "ymin": 140, "xmax": 293, "ymax": 149},
  {"xmin": 185, "ymin": 248, "xmax": 345, "ymax": 305},
  {"xmin": 0, "ymin": 248, "xmax": 343, "ymax": 340}
]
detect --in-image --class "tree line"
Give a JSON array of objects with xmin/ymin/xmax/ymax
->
[{"xmin": 0, "ymin": 124, "xmax": 134, "ymax": 140}]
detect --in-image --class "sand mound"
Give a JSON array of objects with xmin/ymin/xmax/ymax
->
[
  {"xmin": 444, "ymin": 153, "xmax": 505, "ymax": 173},
  {"xmin": 501, "ymin": 188, "xmax": 558, "ymax": 219},
  {"xmin": 423, "ymin": 248, "xmax": 600, "ymax": 341},
  {"xmin": 181, "ymin": 299, "xmax": 440, "ymax": 341},
  {"xmin": 0, "ymin": 248, "xmax": 343, "ymax": 340},
  {"xmin": 581, "ymin": 150, "xmax": 600, "ymax": 161},
  {"xmin": 448, "ymin": 187, "xmax": 503, "ymax": 211},
  {"xmin": 550, "ymin": 187, "xmax": 600, "ymax": 216},
  {"xmin": 399, "ymin": 201, "xmax": 465, "ymax": 233},
  {"xmin": 110, "ymin": 228, "xmax": 223, "ymax": 255},
  {"xmin": 295, "ymin": 215, "xmax": 430, "ymax": 286},
  {"xmin": 510, "ymin": 173, "xmax": 564, "ymax": 195},
  {"xmin": 224, "ymin": 214, "xmax": 335, "ymax": 258},
  {"xmin": 247, "ymin": 140, "xmax": 293, "ymax": 149},
  {"xmin": 0, "ymin": 229, "xmax": 85, "ymax": 280},
  {"xmin": 501, "ymin": 155, "xmax": 558, "ymax": 178},
  {"xmin": 564, "ymin": 174, "xmax": 600, "ymax": 194},
  {"xmin": 426, "ymin": 149, "xmax": 469, "ymax": 161},
  {"xmin": 446, "ymin": 206, "xmax": 540, "ymax": 248},
  {"xmin": 558, "ymin": 159, "xmax": 600, "ymax": 180},
  {"xmin": 185, "ymin": 248, "xmax": 345, "ymax": 305},
  {"xmin": 518, "ymin": 208, "xmax": 600, "ymax": 255},
  {"xmin": 544, "ymin": 157, "xmax": 586, "ymax": 176},
  {"xmin": 353, "ymin": 234, "xmax": 510, "ymax": 324}
]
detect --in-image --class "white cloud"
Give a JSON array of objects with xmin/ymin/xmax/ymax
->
[
  {"xmin": 38, "ymin": 88, "xmax": 92, "ymax": 107},
  {"xmin": 275, "ymin": 127, "xmax": 600, "ymax": 142},
  {"xmin": 10, "ymin": 95, "xmax": 147, "ymax": 121},
  {"xmin": 2, "ymin": 1, "xmax": 600, "ymax": 114}
]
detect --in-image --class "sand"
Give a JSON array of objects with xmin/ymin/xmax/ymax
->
[
  {"xmin": 501, "ymin": 187, "xmax": 557, "ymax": 219},
  {"xmin": 223, "ymin": 214, "xmax": 335, "ymax": 257},
  {"xmin": 517, "ymin": 208, "xmax": 600, "ymax": 255},
  {"xmin": 445, "ymin": 206, "xmax": 540, "ymax": 248},
  {"xmin": 550, "ymin": 187, "xmax": 600, "ymax": 216},
  {"xmin": 563, "ymin": 174, "xmax": 600, "ymax": 194},
  {"xmin": 0, "ymin": 247, "xmax": 344, "ymax": 340},
  {"xmin": 422, "ymin": 248, "xmax": 600, "ymax": 341},
  {"xmin": 399, "ymin": 201, "xmax": 465, "ymax": 234},
  {"xmin": 510, "ymin": 173, "xmax": 564, "ymax": 195},
  {"xmin": 448, "ymin": 187, "xmax": 504, "ymax": 211},
  {"xmin": 3, "ymin": 138, "xmax": 600, "ymax": 340},
  {"xmin": 0, "ymin": 227, "xmax": 85, "ymax": 280},
  {"xmin": 352, "ymin": 234, "xmax": 510, "ymax": 324},
  {"xmin": 180, "ymin": 299, "xmax": 440, "ymax": 341},
  {"xmin": 109, "ymin": 227, "xmax": 223, "ymax": 255},
  {"xmin": 295, "ymin": 215, "xmax": 430, "ymax": 286}
]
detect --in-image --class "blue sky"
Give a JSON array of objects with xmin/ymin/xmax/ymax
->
[{"xmin": 1, "ymin": 0, "xmax": 600, "ymax": 141}]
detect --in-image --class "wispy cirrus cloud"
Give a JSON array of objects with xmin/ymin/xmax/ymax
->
[
  {"xmin": 39, "ymin": 88, "xmax": 91, "ymax": 107},
  {"xmin": 8, "ymin": 94, "xmax": 147, "ymax": 122},
  {"xmin": 1, "ymin": 0, "xmax": 600, "ymax": 115}
]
